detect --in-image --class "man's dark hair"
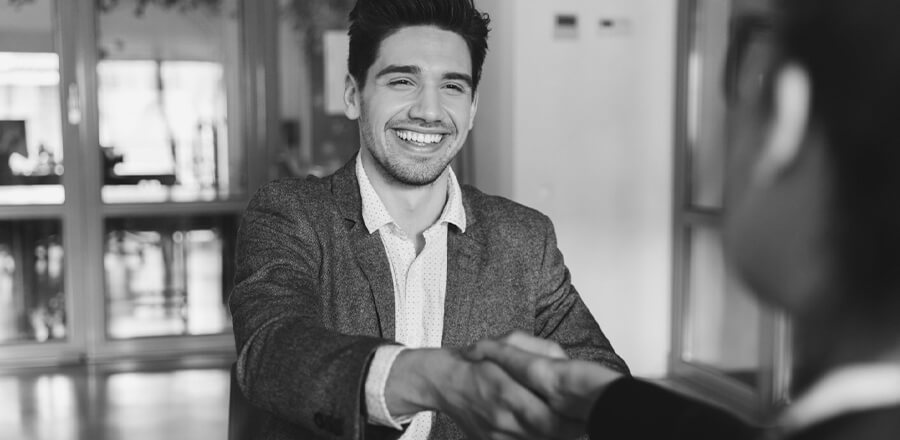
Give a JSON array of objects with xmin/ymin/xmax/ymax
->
[
  {"xmin": 347, "ymin": 0, "xmax": 491, "ymax": 93},
  {"xmin": 777, "ymin": 0, "xmax": 900, "ymax": 325}
]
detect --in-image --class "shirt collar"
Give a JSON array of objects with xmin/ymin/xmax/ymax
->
[
  {"xmin": 779, "ymin": 363, "xmax": 900, "ymax": 434},
  {"xmin": 355, "ymin": 154, "xmax": 466, "ymax": 235}
]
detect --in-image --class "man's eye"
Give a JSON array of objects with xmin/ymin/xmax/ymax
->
[
  {"xmin": 443, "ymin": 83, "xmax": 467, "ymax": 94},
  {"xmin": 388, "ymin": 78, "xmax": 414, "ymax": 87}
]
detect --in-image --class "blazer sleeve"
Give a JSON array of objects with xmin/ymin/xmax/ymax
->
[
  {"xmin": 588, "ymin": 378, "xmax": 760, "ymax": 440},
  {"xmin": 533, "ymin": 216, "xmax": 631, "ymax": 375},
  {"xmin": 229, "ymin": 181, "xmax": 387, "ymax": 439}
]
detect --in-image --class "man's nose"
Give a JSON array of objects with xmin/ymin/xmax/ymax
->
[{"xmin": 409, "ymin": 86, "xmax": 443, "ymax": 122}]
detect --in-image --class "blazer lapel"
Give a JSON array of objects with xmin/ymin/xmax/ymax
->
[
  {"xmin": 442, "ymin": 201, "xmax": 485, "ymax": 349},
  {"xmin": 351, "ymin": 230, "xmax": 396, "ymax": 341},
  {"xmin": 333, "ymin": 160, "xmax": 396, "ymax": 341}
]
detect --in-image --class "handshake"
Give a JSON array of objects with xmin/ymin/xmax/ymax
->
[{"xmin": 384, "ymin": 331, "xmax": 625, "ymax": 440}]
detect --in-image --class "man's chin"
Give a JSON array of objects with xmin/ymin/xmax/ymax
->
[
  {"xmin": 390, "ymin": 171, "xmax": 443, "ymax": 187},
  {"xmin": 388, "ymin": 163, "xmax": 447, "ymax": 186}
]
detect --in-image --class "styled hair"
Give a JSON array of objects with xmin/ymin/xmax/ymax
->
[
  {"xmin": 347, "ymin": 0, "xmax": 491, "ymax": 92},
  {"xmin": 777, "ymin": 0, "xmax": 900, "ymax": 321}
]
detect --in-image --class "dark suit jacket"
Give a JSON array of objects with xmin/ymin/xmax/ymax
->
[
  {"xmin": 230, "ymin": 160, "xmax": 629, "ymax": 439},
  {"xmin": 589, "ymin": 378, "xmax": 900, "ymax": 440}
]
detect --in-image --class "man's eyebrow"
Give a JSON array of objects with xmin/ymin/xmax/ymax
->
[
  {"xmin": 443, "ymin": 72, "xmax": 474, "ymax": 88},
  {"xmin": 375, "ymin": 64, "xmax": 420, "ymax": 78}
]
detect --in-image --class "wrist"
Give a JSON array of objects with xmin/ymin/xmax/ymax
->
[{"xmin": 384, "ymin": 348, "xmax": 461, "ymax": 416}]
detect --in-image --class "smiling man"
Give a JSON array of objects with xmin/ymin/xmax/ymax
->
[
  {"xmin": 229, "ymin": 0, "xmax": 628, "ymax": 439},
  {"xmin": 352, "ymin": 29, "xmax": 473, "ymax": 187}
]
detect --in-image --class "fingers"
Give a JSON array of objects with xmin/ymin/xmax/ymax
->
[
  {"xmin": 481, "ymin": 350, "xmax": 617, "ymax": 424},
  {"xmin": 460, "ymin": 333, "xmax": 570, "ymax": 406},
  {"xmin": 462, "ymin": 337, "xmax": 625, "ymax": 424},
  {"xmin": 454, "ymin": 333, "xmax": 609, "ymax": 436},
  {"xmin": 435, "ymin": 351, "xmax": 583, "ymax": 440},
  {"xmin": 466, "ymin": 339, "xmax": 558, "ymax": 399},
  {"xmin": 499, "ymin": 331, "xmax": 569, "ymax": 359},
  {"xmin": 467, "ymin": 360, "xmax": 585, "ymax": 440},
  {"xmin": 462, "ymin": 331, "xmax": 567, "ymax": 362}
]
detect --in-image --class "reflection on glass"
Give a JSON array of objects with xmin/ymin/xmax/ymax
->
[
  {"xmin": 96, "ymin": 0, "xmax": 243, "ymax": 203},
  {"xmin": 687, "ymin": 0, "xmax": 730, "ymax": 209},
  {"xmin": 104, "ymin": 215, "xmax": 236, "ymax": 339},
  {"xmin": 0, "ymin": 219, "xmax": 66, "ymax": 344},
  {"xmin": 689, "ymin": 1, "xmax": 776, "ymax": 210},
  {"xmin": 0, "ymin": 0, "xmax": 65, "ymax": 205},
  {"xmin": 684, "ymin": 225, "xmax": 761, "ymax": 387},
  {"xmin": 0, "ymin": 368, "xmax": 229, "ymax": 440},
  {"xmin": 276, "ymin": 0, "xmax": 358, "ymax": 179},
  {"xmin": 104, "ymin": 369, "xmax": 229, "ymax": 438},
  {"xmin": 0, "ymin": 372, "xmax": 78, "ymax": 440}
]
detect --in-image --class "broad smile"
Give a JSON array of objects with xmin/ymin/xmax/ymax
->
[{"xmin": 393, "ymin": 129, "xmax": 446, "ymax": 147}]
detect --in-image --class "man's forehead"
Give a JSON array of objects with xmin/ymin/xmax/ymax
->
[{"xmin": 370, "ymin": 25, "xmax": 472, "ymax": 74}]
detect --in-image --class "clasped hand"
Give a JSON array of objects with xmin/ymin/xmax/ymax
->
[
  {"xmin": 462, "ymin": 331, "xmax": 624, "ymax": 431},
  {"xmin": 402, "ymin": 331, "xmax": 620, "ymax": 440},
  {"xmin": 385, "ymin": 332, "xmax": 621, "ymax": 439}
]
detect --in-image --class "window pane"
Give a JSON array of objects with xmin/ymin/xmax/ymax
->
[
  {"xmin": 275, "ymin": 0, "xmax": 358, "ymax": 179},
  {"xmin": 0, "ymin": 1, "xmax": 65, "ymax": 205},
  {"xmin": 686, "ymin": 0, "xmax": 730, "ymax": 209},
  {"xmin": 96, "ymin": 0, "xmax": 244, "ymax": 203},
  {"xmin": 683, "ymin": 225, "xmax": 761, "ymax": 387},
  {"xmin": 104, "ymin": 215, "xmax": 236, "ymax": 339},
  {"xmin": 0, "ymin": 219, "xmax": 66, "ymax": 344}
]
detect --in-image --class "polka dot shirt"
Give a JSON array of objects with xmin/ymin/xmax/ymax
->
[{"xmin": 357, "ymin": 156, "xmax": 466, "ymax": 439}]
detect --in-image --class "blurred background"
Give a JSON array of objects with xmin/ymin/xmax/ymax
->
[{"xmin": 0, "ymin": 0, "xmax": 784, "ymax": 438}]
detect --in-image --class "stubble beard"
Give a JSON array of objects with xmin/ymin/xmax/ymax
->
[{"xmin": 359, "ymin": 113, "xmax": 457, "ymax": 187}]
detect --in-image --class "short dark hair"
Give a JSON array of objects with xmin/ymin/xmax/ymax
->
[
  {"xmin": 777, "ymin": 0, "xmax": 900, "ymax": 321},
  {"xmin": 347, "ymin": 0, "xmax": 491, "ymax": 92}
]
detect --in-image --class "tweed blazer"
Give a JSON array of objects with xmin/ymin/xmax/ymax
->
[{"xmin": 230, "ymin": 159, "xmax": 628, "ymax": 440}]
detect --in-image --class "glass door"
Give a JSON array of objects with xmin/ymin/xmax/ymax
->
[
  {"xmin": 0, "ymin": 0, "xmax": 87, "ymax": 365},
  {"xmin": 87, "ymin": 0, "xmax": 250, "ymax": 359},
  {"xmin": 0, "ymin": 0, "xmax": 271, "ymax": 367}
]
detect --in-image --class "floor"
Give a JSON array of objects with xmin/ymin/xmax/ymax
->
[{"xmin": 0, "ymin": 358, "xmax": 232, "ymax": 440}]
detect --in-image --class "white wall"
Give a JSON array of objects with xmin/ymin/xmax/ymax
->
[{"xmin": 473, "ymin": 0, "xmax": 676, "ymax": 378}]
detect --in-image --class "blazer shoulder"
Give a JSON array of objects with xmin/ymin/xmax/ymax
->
[
  {"xmin": 253, "ymin": 175, "xmax": 330, "ymax": 199},
  {"xmin": 461, "ymin": 184, "xmax": 553, "ymax": 233},
  {"xmin": 248, "ymin": 175, "xmax": 336, "ymax": 212}
]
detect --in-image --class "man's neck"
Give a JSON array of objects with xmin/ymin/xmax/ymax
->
[{"xmin": 361, "ymin": 157, "xmax": 449, "ymax": 250}]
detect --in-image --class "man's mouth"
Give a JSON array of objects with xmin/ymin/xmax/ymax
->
[{"xmin": 394, "ymin": 129, "xmax": 445, "ymax": 146}]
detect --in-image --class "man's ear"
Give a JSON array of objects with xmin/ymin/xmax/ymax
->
[
  {"xmin": 752, "ymin": 64, "xmax": 812, "ymax": 185},
  {"xmin": 343, "ymin": 74, "xmax": 360, "ymax": 120},
  {"xmin": 467, "ymin": 92, "xmax": 479, "ymax": 129}
]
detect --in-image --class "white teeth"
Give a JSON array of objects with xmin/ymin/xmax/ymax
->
[{"xmin": 396, "ymin": 130, "xmax": 443, "ymax": 144}]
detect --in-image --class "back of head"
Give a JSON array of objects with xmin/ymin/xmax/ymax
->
[
  {"xmin": 347, "ymin": 0, "xmax": 490, "ymax": 92},
  {"xmin": 777, "ymin": 0, "xmax": 900, "ymax": 323}
]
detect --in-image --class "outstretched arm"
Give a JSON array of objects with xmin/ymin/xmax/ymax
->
[
  {"xmin": 383, "ymin": 347, "xmax": 585, "ymax": 440},
  {"xmin": 466, "ymin": 332, "xmax": 759, "ymax": 440},
  {"xmin": 230, "ymin": 181, "xmax": 388, "ymax": 438},
  {"xmin": 465, "ymin": 332, "xmax": 623, "ymax": 423}
]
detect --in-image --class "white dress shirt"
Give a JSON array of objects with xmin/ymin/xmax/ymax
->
[{"xmin": 356, "ymin": 156, "xmax": 466, "ymax": 439}]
